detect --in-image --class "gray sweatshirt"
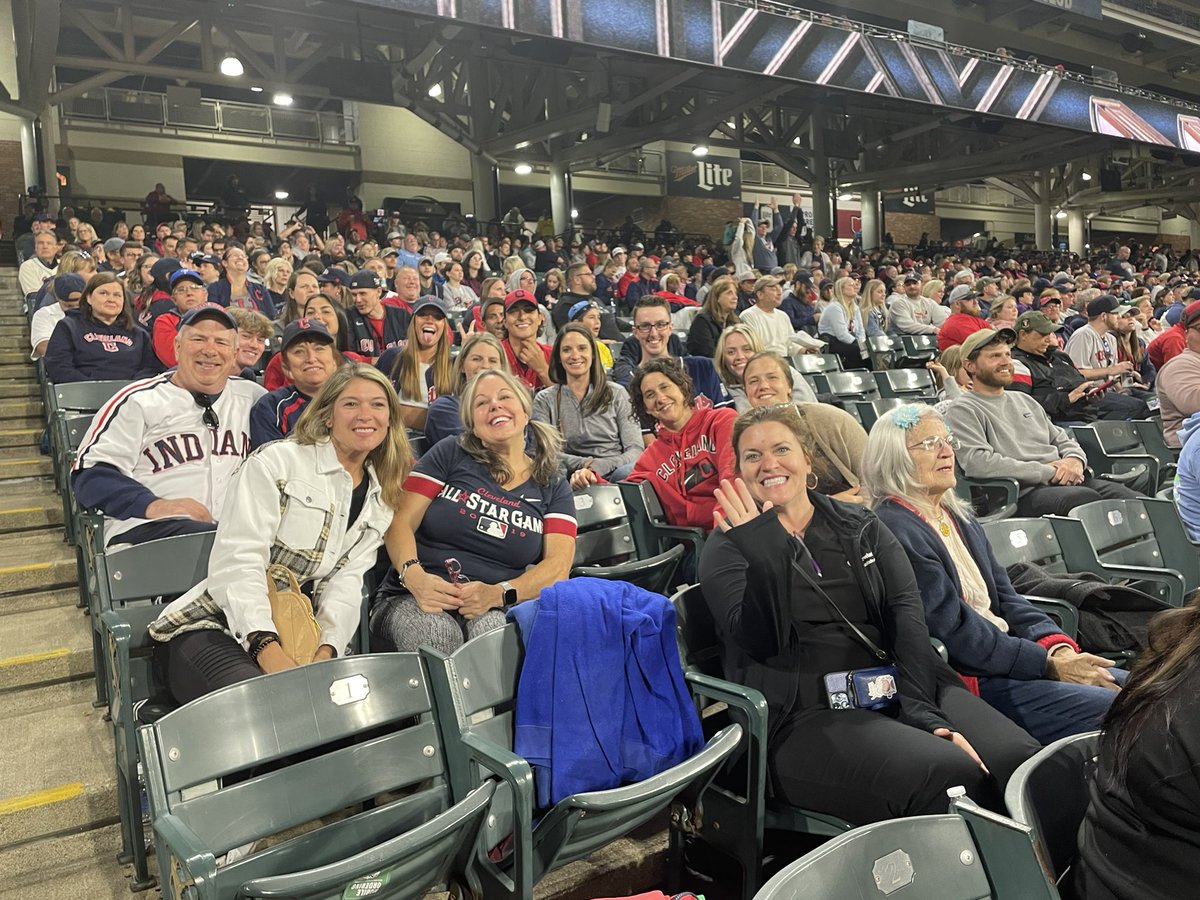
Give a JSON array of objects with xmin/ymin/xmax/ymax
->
[
  {"xmin": 942, "ymin": 389, "xmax": 1086, "ymax": 490},
  {"xmin": 532, "ymin": 381, "xmax": 644, "ymax": 477}
]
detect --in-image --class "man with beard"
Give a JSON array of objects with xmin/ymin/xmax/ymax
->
[{"xmin": 944, "ymin": 328, "xmax": 1138, "ymax": 517}]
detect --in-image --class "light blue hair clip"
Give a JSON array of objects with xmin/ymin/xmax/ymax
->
[{"xmin": 890, "ymin": 406, "xmax": 922, "ymax": 430}]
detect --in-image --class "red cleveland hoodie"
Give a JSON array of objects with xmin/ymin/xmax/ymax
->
[{"xmin": 627, "ymin": 406, "xmax": 737, "ymax": 531}]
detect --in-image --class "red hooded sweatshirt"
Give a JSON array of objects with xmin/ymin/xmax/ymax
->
[{"xmin": 627, "ymin": 406, "xmax": 737, "ymax": 531}]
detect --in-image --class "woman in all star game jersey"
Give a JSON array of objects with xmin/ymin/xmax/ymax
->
[{"xmin": 371, "ymin": 368, "xmax": 577, "ymax": 654}]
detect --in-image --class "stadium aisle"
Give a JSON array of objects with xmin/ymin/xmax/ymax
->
[{"xmin": 0, "ymin": 268, "xmax": 131, "ymax": 897}]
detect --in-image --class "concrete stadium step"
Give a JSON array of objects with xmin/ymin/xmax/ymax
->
[
  {"xmin": 536, "ymin": 823, "xmax": 666, "ymax": 900},
  {"xmin": 0, "ymin": 381, "xmax": 39, "ymax": 401},
  {"xmin": 0, "ymin": 484, "xmax": 64, "ymax": 532},
  {"xmin": 0, "ymin": 698, "xmax": 116, "ymax": 849},
  {"xmin": 0, "ymin": 448, "xmax": 53, "ymax": 481},
  {"xmin": 0, "ymin": 351, "xmax": 32, "ymax": 366},
  {"xmin": 2, "ymin": 587, "xmax": 79, "ymax": 616},
  {"xmin": 0, "ymin": 426, "xmax": 43, "ymax": 451},
  {"xmin": 0, "ymin": 532, "xmax": 77, "ymax": 597},
  {"xmin": 0, "ymin": 399, "xmax": 43, "ymax": 420},
  {"xmin": 0, "ymin": 824, "xmax": 131, "ymax": 900},
  {"xmin": 0, "ymin": 605, "xmax": 94, "ymax": 691},
  {"xmin": 0, "ymin": 675, "xmax": 94, "ymax": 721}
]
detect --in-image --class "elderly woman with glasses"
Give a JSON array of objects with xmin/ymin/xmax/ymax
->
[{"xmin": 861, "ymin": 403, "xmax": 1126, "ymax": 744}]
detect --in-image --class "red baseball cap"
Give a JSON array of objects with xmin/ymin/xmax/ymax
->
[{"xmin": 504, "ymin": 289, "xmax": 538, "ymax": 310}]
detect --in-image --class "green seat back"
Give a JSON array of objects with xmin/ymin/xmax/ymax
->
[
  {"xmin": 1068, "ymin": 499, "xmax": 1165, "ymax": 569},
  {"xmin": 754, "ymin": 815, "xmax": 995, "ymax": 900},
  {"xmin": 140, "ymin": 655, "xmax": 491, "ymax": 900},
  {"xmin": 982, "ymin": 518, "xmax": 1070, "ymax": 575},
  {"xmin": 1004, "ymin": 731, "xmax": 1100, "ymax": 884}
]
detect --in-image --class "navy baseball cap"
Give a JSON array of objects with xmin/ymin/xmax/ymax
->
[
  {"xmin": 54, "ymin": 274, "xmax": 86, "ymax": 301},
  {"xmin": 348, "ymin": 270, "xmax": 383, "ymax": 290},
  {"xmin": 169, "ymin": 268, "xmax": 205, "ymax": 289},
  {"xmin": 178, "ymin": 304, "xmax": 237, "ymax": 329},
  {"xmin": 317, "ymin": 267, "xmax": 350, "ymax": 287},
  {"xmin": 280, "ymin": 317, "xmax": 334, "ymax": 351}
]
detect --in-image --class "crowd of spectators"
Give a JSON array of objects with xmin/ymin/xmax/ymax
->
[{"xmin": 15, "ymin": 187, "xmax": 1200, "ymax": 896}]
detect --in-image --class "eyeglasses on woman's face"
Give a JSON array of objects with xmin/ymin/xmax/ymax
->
[{"xmin": 907, "ymin": 434, "xmax": 960, "ymax": 453}]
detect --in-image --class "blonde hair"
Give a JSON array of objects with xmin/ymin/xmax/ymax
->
[
  {"xmin": 451, "ymin": 333, "xmax": 509, "ymax": 393},
  {"xmin": 292, "ymin": 364, "xmax": 411, "ymax": 511},
  {"xmin": 832, "ymin": 276, "xmax": 860, "ymax": 321},
  {"xmin": 713, "ymin": 324, "xmax": 764, "ymax": 386},
  {"xmin": 459, "ymin": 369, "xmax": 562, "ymax": 486},
  {"xmin": 922, "ymin": 279, "xmax": 945, "ymax": 300},
  {"xmin": 264, "ymin": 256, "xmax": 293, "ymax": 289}
]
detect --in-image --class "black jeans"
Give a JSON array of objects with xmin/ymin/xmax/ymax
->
[
  {"xmin": 770, "ymin": 676, "xmax": 1040, "ymax": 826},
  {"xmin": 1015, "ymin": 477, "xmax": 1139, "ymax": 517},
  {"xmin": 155, "ymin": 629, "xmax": 261, "ymax": 706}
]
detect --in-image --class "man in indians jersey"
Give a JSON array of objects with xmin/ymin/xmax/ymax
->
[{"xmin": 72, "ymin": 305, "xmax": 265, "ymax": 546}]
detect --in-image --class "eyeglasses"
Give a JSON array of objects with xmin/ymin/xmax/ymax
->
[
  {"xmin": 632, "ymin": 321, "xmax": 671, "ymax": 334},
  {"xmin": 192, "ymin": 393, "xmax": 219, "ymax": 430},
  {"xmin": 907, "ymin": 434, "xmax": 960, "ymax": 453}
]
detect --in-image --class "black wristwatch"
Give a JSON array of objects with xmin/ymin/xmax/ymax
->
[{"xmin": 500, "ymin": 581, "xmax": 518, "ymax": 606}]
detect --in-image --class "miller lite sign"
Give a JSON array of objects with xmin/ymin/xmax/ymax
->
[{"xmin": 665, "ymin": 150, "xmax": 742, "ymax": 200}]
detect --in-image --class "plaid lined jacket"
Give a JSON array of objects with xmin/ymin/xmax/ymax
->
[{"xmin": 150, "ymin": 437, "xmax": 394, "ymax": 655}]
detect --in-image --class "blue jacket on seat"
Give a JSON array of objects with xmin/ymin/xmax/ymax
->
[{"xmin": 508, "ymin": 578, "xmax": 703, "ymax": 808}]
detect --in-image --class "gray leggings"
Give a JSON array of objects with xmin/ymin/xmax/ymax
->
[{"xmin": 369, "ymin": 592, "xmax": 507, "ymax": 654}]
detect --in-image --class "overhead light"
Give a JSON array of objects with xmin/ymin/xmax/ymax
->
[
  {"xmin": 793, "ymin": 136, "xmax": 802, "ymax": 145},
  {"xmin": 692, "ymin": 143, "xmax": 709, "ymax": 157},
  {"xmin": 570, "ymin": 208, "xmax": 578, "ymax": 219},
  {"xmin": 514, "ymin": 141, "xmax": 531, "ymax": 150},
  {"xmin": 274, "ymin": 190, "xmax": 289, "ymax": 200},
  {"xmin": 273, "ymin": 92, "xmax": 293, "ymax": 106},
  {"xmin": 972, "ymin": 232, "xmax": 981, "ymax": 238},
  {"xmin": 427, "ymin": 83, "xmax": 443, "ymax": 98},
  {"xmin": 1056, "ymin": 210, "xmax": 1068, "ymax": 219},
  {"xmin": 838, "ymin": 192, "xmax": 853, "ymax": 201},
  {"xmin": 219, "ymin": 55, "xmax": 244, "ymax": 77},
  {"xmin": 514, "ymin": 162, "xmax": 532, "ymax": 175},
  {"xmin": 1081, "ymin": 171, "xmax": 1092, "ymax": 181},
  {"xmin": 579, "ymin": 132, "xmax": 589, "ymax": 141},
  {"xmin": 250, "ymin": 85, "xmax": 263, "ymax": 93}
]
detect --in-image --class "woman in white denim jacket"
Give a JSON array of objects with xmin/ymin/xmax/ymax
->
[{"xmin": 150, "ymin": 363, "xmax": 411, "ymax": 705}]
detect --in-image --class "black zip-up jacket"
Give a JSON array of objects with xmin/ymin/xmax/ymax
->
[
  {"xmin": 698, "ymin": 492, "xmax": 955, "ymax": 747},
  {"xmin": 1010, "ymin": 345, "xmax": 1098, "ymax": 423}
]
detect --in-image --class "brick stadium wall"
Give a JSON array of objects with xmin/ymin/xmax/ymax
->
[
  {"xmin": 1155, "ymin": 233, "xmax": 1191, "ymax": 253},
  {"xmin": 884, "ymin": 211, "xmax": 940, "ymax": 247},
  {"xmin": 0, "ymin": 141, "xmax": 24, "ymax": 240},
  {"xmin": 661, "ymin": 196, "xmax": 741, "ymax": 244}
]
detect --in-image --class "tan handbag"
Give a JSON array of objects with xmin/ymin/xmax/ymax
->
[{"xmin": 266, "ymin": 564, "xmax": 321, "ymax": 665}]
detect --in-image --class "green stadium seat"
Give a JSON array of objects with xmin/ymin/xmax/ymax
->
[
  {"xmin": 138, "ymin": 654, "xmax": 495, "ymax": 900},
  {"xmin": 421, "ymin": 623, "xmax": 742, "ymax": 900}
]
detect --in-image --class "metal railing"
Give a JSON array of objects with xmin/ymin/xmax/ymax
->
[{"xmin": 59, "ymin": 86, "xmax": 358, "ymax": 146}]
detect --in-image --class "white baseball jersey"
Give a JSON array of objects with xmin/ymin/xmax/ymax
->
[{"xmin": 72, "ymin": 372, "xmax": 266, "ymax": 544}]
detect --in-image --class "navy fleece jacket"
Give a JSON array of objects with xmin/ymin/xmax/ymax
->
[{"xmin": 875, "ymin": 499, "xmax": 1067, "ymax": 680}]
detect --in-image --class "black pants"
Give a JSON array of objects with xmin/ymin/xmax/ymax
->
[
  {"xmin": 155, "ymin": 629, "xmax": 261, "ymax": 706},
  {"xmin": 1015, "ymin": 477, "xmax": 1138, "ymax": 517},
  {"xmin": 826, "ymin": 337, "xmax": 868, "ymax": 371},
  {"xmin": 1097, "ymin": 392, "xmax": 1151, "ymax": 421},
  {"xmin": 770, "ymin": 677, "xmax": 1039, "ymax": 826}
]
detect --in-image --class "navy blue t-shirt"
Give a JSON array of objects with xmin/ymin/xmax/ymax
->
[{"xmin": 384, "ymin": 437, "xmax": 577, "ymax": 591}]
